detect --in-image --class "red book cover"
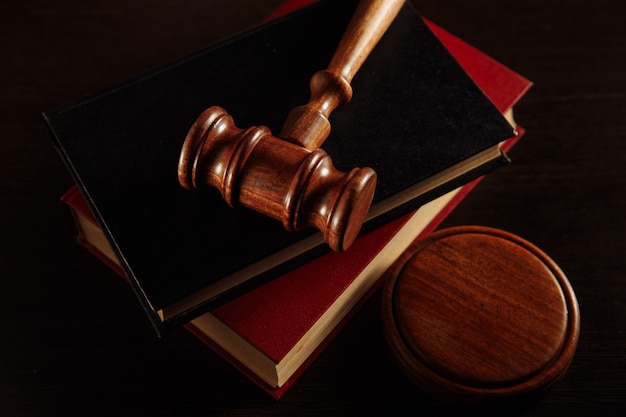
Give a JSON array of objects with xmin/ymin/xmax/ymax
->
[{"xmin": 59, "ymin": 0, "xmax": 531, "ymax": 400}]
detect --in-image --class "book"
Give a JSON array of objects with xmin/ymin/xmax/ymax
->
[
  {"xmin": 45, "ymin": 0, "xmax": 516, "ymax": 334},
  {"xmin": 59, "ymin": 0, "xmax": 531, "ymax": 398}
]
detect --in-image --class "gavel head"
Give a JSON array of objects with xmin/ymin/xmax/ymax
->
[{"xmin": 178, "ymin": 106, "xmax": 377, "ymax": 251}]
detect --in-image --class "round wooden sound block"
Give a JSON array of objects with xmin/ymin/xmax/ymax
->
[{"xmin": 382, "ymin": 226, "xmax": 580, "ymax": 406}]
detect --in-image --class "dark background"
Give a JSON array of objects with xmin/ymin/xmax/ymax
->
[{"xmin": 1, "ymin": 0, "xmax": 624, "ymax": 415}]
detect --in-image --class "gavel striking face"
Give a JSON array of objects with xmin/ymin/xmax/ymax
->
[
  {"xmin": 178, "ymin": 106, "xmax": 377, "ymax": 252},
  {"xmin": 177, "ymin": 0, "xmax": 405, "ymax": 251}
]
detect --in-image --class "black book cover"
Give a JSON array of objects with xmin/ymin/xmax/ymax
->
[{"xmin": 44, "ymin": 0, "xmax": 515, "ymax": 334}]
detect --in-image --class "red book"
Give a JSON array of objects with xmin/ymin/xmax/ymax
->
[{"xmin": 59, "ymin": 0, "xmax": 531, "ymax": 400}]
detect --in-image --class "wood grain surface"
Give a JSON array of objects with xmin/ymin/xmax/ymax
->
[{"xmin": 382, "ymin": 226, "xmax": 580, "ymax": 405}]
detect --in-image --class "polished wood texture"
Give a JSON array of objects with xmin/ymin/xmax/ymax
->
[
  {"xmin": 1, "ymin": 0, "xmax": 625, "ymax": 416},
  {"xmin": 178, "ymin": 0, "xmax": 403, "ymax": 251},
  {"xmin": 178, "ymin": 106, "xmax": 376, "ymax": 251},
  {"xmin": 382, "ymin": 226, "xmax": 580, "ymax": 406},
  {"xmin": 280, "ymin": 0, "xmax": 405, "ymax": 149}
]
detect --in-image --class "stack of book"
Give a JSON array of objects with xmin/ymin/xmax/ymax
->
[{"xmin": 49, "ymin": 0, "xmax": 531, "ymax": 399}]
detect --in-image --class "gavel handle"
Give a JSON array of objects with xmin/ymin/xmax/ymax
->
[{"xmin": 280, "ymin": 0, "xmax": 405, "ymax": 150}]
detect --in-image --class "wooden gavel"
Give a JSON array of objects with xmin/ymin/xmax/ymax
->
[{"xmin": 178, "ymin": 0, "xmax": 405, "ymax": 251}]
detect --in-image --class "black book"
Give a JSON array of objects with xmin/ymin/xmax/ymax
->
[{"xmin": 45, "ymin": 0, "xmax": 516, "ymax": 334}]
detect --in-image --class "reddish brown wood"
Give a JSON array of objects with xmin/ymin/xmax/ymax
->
[
  {"xmin": 382, "ymin": 226, "xmax": 580, "ymax": 406},
  {"xmin": 178, "ymin": 106, "xmax": 376, "ymax": 251},
  {"xmin": 178, "ymin": 0, "xmax": 408, "ymax": 250},
  {"xmin": 280, "ymin": 0, "xmax": 406, "ymax": 150}
]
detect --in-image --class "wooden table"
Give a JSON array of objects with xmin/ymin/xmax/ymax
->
[{"xmin": 1, "ymin": 0, "xmax": 624, "ymax": 415}]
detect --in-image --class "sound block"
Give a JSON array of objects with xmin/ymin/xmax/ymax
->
[{"xmin": 381, "ymin": 226, "xmax": 580, "ymax": 406}]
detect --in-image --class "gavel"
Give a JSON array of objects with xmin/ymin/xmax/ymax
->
[{"xmin": 178, "ymin": 0, "xmax": 405, "ymax": 251}]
